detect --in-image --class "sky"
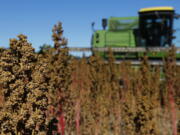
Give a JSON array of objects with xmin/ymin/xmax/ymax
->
[{"xmin": 0, "ymin": 0, "xmax": 180, "ymax": 51}]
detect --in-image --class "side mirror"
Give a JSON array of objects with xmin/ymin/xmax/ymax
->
[
  {"xmin": 174, "ymin": 14, "xmax": 180, "ymax": 19},
  {"xmin": 172, "ymin": 36, "xmax": 176, "ymax": 40},
  {"xmin": 102, "ymin": 18, "xmax": 107, "ymax": 30},
  {"xmin": 91, "ymin": 22, "xmax": 95, "ymax": 32}
]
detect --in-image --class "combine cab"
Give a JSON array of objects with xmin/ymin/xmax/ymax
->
[{"xmin": 138, "ymin": 7, "xmax": 174, "ymax": 47}]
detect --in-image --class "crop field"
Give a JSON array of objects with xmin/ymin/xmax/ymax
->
[{"xmin": 0, "ymin": 22, "xmax": 179, "ymax": 135}]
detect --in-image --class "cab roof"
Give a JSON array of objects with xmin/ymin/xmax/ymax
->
[{"xmin": 139, "ymin": 6, "xmax": 174, "ymax": 13}]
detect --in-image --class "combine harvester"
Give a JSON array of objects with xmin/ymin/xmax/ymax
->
[{"xmin": 69, "ymin": 6, "xmax": 180, "ymax": 65}]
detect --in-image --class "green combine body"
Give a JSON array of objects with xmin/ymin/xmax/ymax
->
[
  {"xmin": 92, "ymin": 17, "xmax": 138, "ymax": 48},
  {"xmin": 91, "ymin": 6, "xmax": 180, "ymax": 60}
]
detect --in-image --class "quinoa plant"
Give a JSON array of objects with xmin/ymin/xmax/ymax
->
[
  {"xmin": 41, "ymin": 22, "xmax": 73, "ymax": 134},
  {"xmin": 0, "ymin": 21, "xmax": 179, "ymax": 135},
  {"xmin": 164, "ymin": 46, "xmax": 178, "ymax": 135},
  {"xmin": 0, "ymin": 35, "xmax": 48, "ymax": 134}
]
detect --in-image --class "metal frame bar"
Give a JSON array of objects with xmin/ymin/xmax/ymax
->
[{"xmin": 69, "ymin": 47, "xmax": 180, "ymax": 52}]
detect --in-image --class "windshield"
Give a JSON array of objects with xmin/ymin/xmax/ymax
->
[{"xmin": 140, "ymin": 15, "xmax": 173, "ymax": 47}]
